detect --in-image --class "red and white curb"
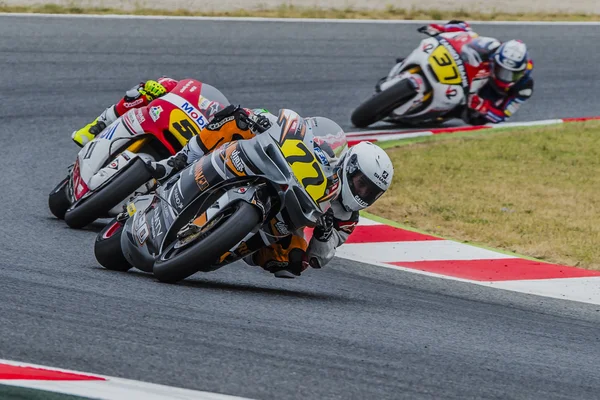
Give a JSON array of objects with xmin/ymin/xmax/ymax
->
[
  {"xmin": 347, "ymin": 116, "xmax": 600, "ymax": 145},
  {"xmin": 334, "ymin": 217, "xmax": 600, "ymax": 305},
  {"xmin": 0, "ymin": 359, "xmax": 250, "ymax": 400}
]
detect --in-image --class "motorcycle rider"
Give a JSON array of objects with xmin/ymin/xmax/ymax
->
[
  {"xmin": 71, "ymin": 77, "xmax": 179, "ymax": 147},
  {"xmin": 146, "ymin": 107, "xmax": 394, "ymax": 279},
  {"xmin": 413, "ymin": 20, "xmax": 534, "ymax": 125}
]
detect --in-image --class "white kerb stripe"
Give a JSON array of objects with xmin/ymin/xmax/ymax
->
[
  {"xmin": 338, "ymin": 240, "xmax": 515, "ymax": 263},
  {"xmin": 357, "ymin": 217, "xmax": 382, "ymax": 226},
  {"xmin": 489, "ymin": 277, "xmax": 600, "ymax": 306},
  {"xmin": 490, "ymin": 119, "xmax": 564, "ymax": 128}
]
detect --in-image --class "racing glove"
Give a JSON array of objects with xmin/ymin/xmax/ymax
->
[
  {"xmin": 468, "ymin": 94, "xmax": 490, "ymax": 114},
  {"xmin": 207, "ymin": 105, "xmax": 271, "ymax": 134},
  {"xmin": 466, "ymin": 94, "xmax": 507, "ymax": 124},
  {"xmin": 138, "ymin": 80, "xmax": 168, "ymax": 102},
  {"xmin": 313, "ymin": 209, "xmax": 335, "ymax": 242},
  {"xmin": 309, "ymin": 209, "xmax": 335, "ymax": 268}
]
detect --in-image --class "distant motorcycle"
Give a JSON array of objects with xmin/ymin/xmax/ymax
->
[
  {"xmin": 94, "ymin": 121, "xmax": 343, "ymax": 283},
  {"xmin": 351, "ymin": 31, "xmax": 487, "ymax": 128},
  {"xmin": 48, "ymin": 82, "xmax": 229, "ymax": 229}
]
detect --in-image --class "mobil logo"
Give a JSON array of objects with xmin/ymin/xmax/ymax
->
[
  {"xmin": 180, "ymin": 102, "xmax": 208, "ymax": 129},
  {"xmin": 161, "ymin": 93, "xmax": 210, "ymax": 130}
]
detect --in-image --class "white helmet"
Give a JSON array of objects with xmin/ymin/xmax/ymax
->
[{"xmin": 338, "ymin": 141, "xmax": 394, "ymax": 212}]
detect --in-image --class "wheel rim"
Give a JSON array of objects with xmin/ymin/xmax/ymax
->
[{"xmin": 160, "ymin": 207, "xmax": 235, "ymax": 262}]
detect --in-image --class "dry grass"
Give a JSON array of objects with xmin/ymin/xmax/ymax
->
[
  {"xmin": 0, "ymin": 3, "xmax": 599, "ymax": 21},
  {"xmin": 370, "ymin": 121, "xmax": 600, "ymax": 269}
]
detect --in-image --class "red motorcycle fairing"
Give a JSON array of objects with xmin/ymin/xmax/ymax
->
[{"xmin": 126, "ymin": 79, "xmax": 215, "ymax": 155}]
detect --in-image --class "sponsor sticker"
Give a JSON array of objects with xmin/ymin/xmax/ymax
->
[{"xmin": 149, "ymin": 106, "xmax": 163, "ymax": 122}]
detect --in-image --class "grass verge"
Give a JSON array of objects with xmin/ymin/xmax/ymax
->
[
  {"xmin": 0, "ymin": 3, "xmax": 599, "ymax": 21},
  {"xmin": 369, "ymin": 121, "xmax": 600, "ymax": 270}
]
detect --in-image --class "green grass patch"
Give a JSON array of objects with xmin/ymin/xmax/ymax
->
[
  {"xmin": 0, "ymin": 3, "xmax": 599, "ymax": 21},
  {"xmin": 369, "ymin": 121, "xmax": 600, "ymax": 269}
]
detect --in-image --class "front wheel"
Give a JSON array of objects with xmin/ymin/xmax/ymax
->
[
  {"xmin": 64, "ymin": 158, "xmax": 152, "ymax": 229},
  {"xmin": 48, "ymin": 177, "xmax": 71, "ymax": 220},
  {"xmin": 94, "ymin": 219, "xmax": 132, "ymax": 272},
  {"xmin": 153, "ymin": 201, "xmax": 262, "ymax": 283},
  {"xmin": 351, "ymin": 79, "xmax": 418, "ymax": 128}
]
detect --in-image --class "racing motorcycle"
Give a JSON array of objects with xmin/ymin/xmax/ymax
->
[
  {"xmin": 94, "ymin": 118, "xmax": 344, "ymax": 283},
  {"xmin": 48, "ymin": 83, "xmax": 229, "ymax": 229},
  {"xmin": 351, "ymin": 31, "xmax": 487, "ymax": 128}
]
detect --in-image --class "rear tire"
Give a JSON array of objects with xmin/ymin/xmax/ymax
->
[
  {"xmin": 153, "ymin": 201, "xmax": 261, "ymax": 283},
  {"xmin": 351, "ymin": 79, "xmax": 418, "ymax": 128},
  {"xmin": 94, "ymin": 219, "xmax": 132, "ymax": 272},
  {"xmin": 48, "ymin": 177, "xmax": 71, "ymax": 220},
  {"xmin": 64, "ymin": 159, "xmax": 152, "ymax": 229}
]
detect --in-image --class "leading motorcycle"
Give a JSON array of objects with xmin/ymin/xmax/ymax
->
[
  {"xmin": 94, "ymin": 115, "xmax": 345, "ymax": 283},
  {"xmin": 351, "ymin": 31, "xmax": 487, "ymax": 128}
]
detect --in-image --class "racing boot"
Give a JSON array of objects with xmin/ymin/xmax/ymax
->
[
  {"xmin": 71, "ymin": 105, "xmax": 118, "ymax": 147},
  {"xmin": 254, "ymin": 235, "xmax": 309, "ymax": 279},
  {"xmin": 145, "ymin": 152, "xmax": 189, "ymax": 183}
]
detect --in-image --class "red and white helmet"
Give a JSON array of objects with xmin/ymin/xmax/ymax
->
[{"xmin": 338, "ymin": 142, "xmax": 394, "ymax": 212}]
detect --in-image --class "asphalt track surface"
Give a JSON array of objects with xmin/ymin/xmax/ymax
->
[{"xmin": 2, "ymin": 15, "xmax": 600, "ymax": 399}]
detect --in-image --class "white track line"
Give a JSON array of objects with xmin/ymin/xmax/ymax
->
[{"xmin": 2, "ymin": 12, "xmax": 600, "ymax": 25}]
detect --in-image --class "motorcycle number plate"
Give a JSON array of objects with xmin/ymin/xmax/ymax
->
[
  {"xmin": 280, "ymin": 139, "xmax": 327, "ymax": 204},
  {"xmin": 428, "ymin": 45, "xmax": 462, "ymax": 86}
]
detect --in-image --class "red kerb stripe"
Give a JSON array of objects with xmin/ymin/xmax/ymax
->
[
  {"xmin": 389, "ymin": 258, "xmax": 600, "ymax": 281},
  {"xmin": 345, "ymin": 225, "xmax": 440, "ymax": 243},
  {"xmin": 0, "ymin": 364, "xmax": 106, "ymax": 381}
]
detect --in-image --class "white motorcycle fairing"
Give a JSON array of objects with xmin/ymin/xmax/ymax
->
[
  {"xmin": 381, "ymin": 34, "xmax": 470, "ymax": 122},
  {"xmin": 70, "ymin": 111, "xmax": 155, "ymax": 215}
]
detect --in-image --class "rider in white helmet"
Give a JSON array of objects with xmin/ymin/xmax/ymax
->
[{"xmin": 147, "ymin": 110, "xmax": 394, "ymax": 278}]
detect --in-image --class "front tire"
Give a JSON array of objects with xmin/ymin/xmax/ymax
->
[
  {"xmin": 48, "ymin": 177, "xmax": 71, "ymax": 220},
  {"xmin": 351, "ymin": 79, "xmax": 418, "ymax": 128},
  {"xmin": 64, "ymin": 159, "xmax": 152, "ymax": 229},
  {"xmin": 94, "ymin": 219, "xmax": 132, "ymax": 272},
  {"xmin": 153, "ymin": 201, "xmax": 261, "ymax": 283}
]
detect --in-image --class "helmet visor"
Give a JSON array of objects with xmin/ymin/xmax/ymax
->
[
  {"xmin": 348, "ymin": 168, "xmax": 385, "ymax": 208},
  {"xmin": 493, "ymin": 63, "xmax": 525, "ymax": 84}
]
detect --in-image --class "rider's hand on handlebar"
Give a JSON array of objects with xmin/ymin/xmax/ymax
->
[
  {"xmin": 139, "ymin": 80, "xmax": 167, "ymax": 102},
  {"xmin": 468, "ymin": 94, "xmax": 489, "ymax": 114},
  {"xmin": 248, "ymin": 113, "xmax": 272, "ymax": 134},
  {"xmin": 313, "ymin": 209, "xmax": 335, "ymax": 242}
]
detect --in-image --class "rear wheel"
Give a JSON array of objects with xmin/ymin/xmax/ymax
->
[
  {"xmin": 48, "ymin": 177, "xmax": 71, "ymax": 220},
  {"xmin": 94, "ymin": 219, "xmax": 132, "ymax": 272},
  {"xmin": 64, "ymin": 158, "xmax": 152, "ymax": 229},
  {"xmin": 351, "ymin": 79, "xmax": 418, "ymax": 128},
  {"xmin": 153, "ymin": 201, "xmax": 261, "ymax": 283}
]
